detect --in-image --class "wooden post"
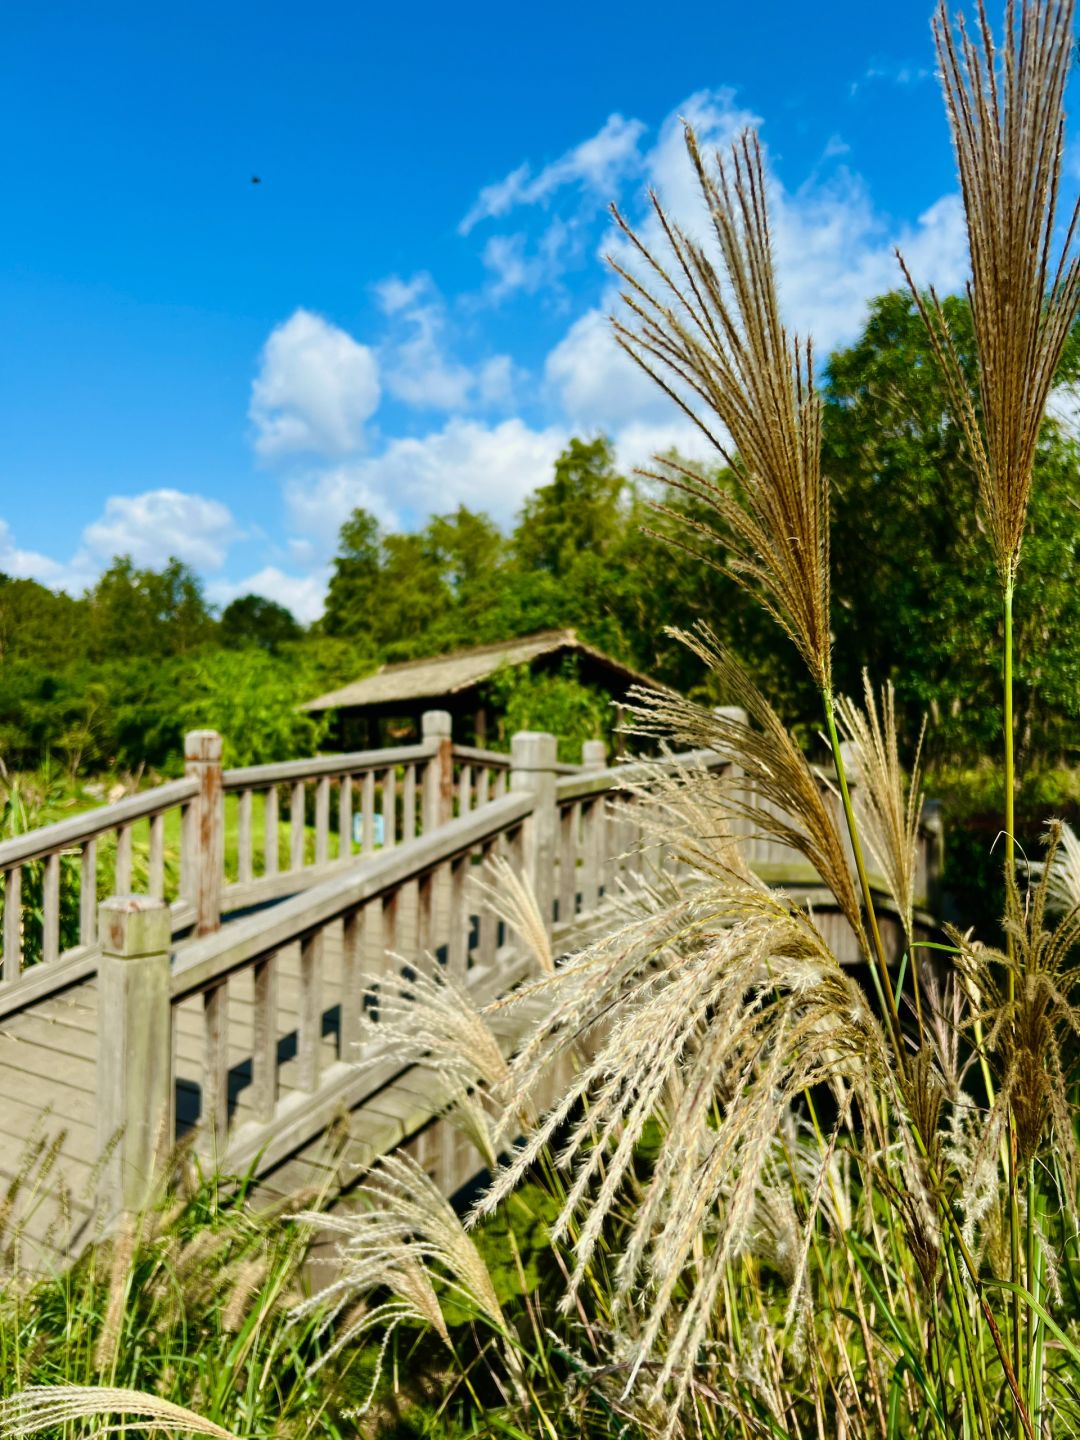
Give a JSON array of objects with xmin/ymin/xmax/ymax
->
[
  {"xmin": 511, "ymin": 731, "xmax": 558, "ymax": 937},
  {"xmin": 184, "ymin": 730, "xmax": 223, "ymax": 936},
  {"xmin": 422, "ymin": 710, "xmax": 453, "ymax": 831},
  {"xmin": 582, "ymin": 739, "xmax": 607, "ymax": 771},
  {"xmin": 97, "ymin": 896, "xmax": 172, "ymax": 1218}
]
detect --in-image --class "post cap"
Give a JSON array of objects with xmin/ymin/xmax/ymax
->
[
  {"xmin": 582, "ymin": 739, "xmax": 607, "ymax": 770},
  {"xmin": 510, "ymin": 731, "xmax": 558, "ymax": 770},
  {"xmin": 99, "ymin": 895, "xmax": 171, "ymax": 959},
  {"xmin": 421, "ymin": 710, "xmax": 453, "ymax": 740},
  {"xmin": 184, "ymin": 730, "xmax": 223, "ymax": 763}
]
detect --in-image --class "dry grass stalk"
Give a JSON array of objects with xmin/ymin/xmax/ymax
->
[
  {"xmin": 1046, "ymin": 819, "xmax": 1080, "ymax": 914},
  {"xmin": 954, "ymin": 822, "xmax": 1080, "ymax": 1177},
  {"xmin": 472, "ymin": 853, "xmax": 554, "ymax": 974},
  {"xmin": 900, "ymin": 0, "xmax": 1080, "ymax": 584},
  {"xmin": 0, "ymin": 1386, "xmax": 242, "ymax": 1440},
  {"xmin": 293, "ymin": 1153, "xmax": 506, "ymax": 1382},
  {"xmin": 610, "ymin": 126, "xmax": 831, "ymax": 691},
  {"xmin": 473, "ymin": 873, "xmax": 891, "ymax": 1420},
  {"xmin": 626, "ymin": 623, "xmax": 866, "ymax": 946},
  {"xmin": 352, "ymin": 964, "xmax": 512, "ymax": 1166},
  {"xmin": 835, "ymin": 674, "xmax": 926, "ymax": 942}
]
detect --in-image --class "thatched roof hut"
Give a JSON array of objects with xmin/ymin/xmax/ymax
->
[{"xmin": 303, "ymin": 629, "xmax": 656, "ymax": 748}]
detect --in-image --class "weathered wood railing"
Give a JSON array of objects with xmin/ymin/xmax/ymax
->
[
  {"xmin": 0, "ymin": 710, "xmax": 563, "ymax": 1015},
  {"xmin": 93, "ymin": 732, "xmax": 694, "ymax": 1211},
  {"xmin": 0, "ymin": 778, "xmax": 200, "ymax": 1011}
]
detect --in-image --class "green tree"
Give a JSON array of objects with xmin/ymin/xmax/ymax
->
[
  {"xmin": 322, "ymin": 509, "xmax": 381, "ymax": 641},
  {"xmin": 86, "ymin": 556, "xmax": 214, "ymax": 660},
  {"xmin": 176, "ymin": 649, "xmax": 327, "ymax": 766},
  {"xmin": 220, "ymin": 594, "xmax": 302, "ymax": 653},
  {"xmin": 824, "ymin": 291, "xmax": 1080, "ymax": 765}
]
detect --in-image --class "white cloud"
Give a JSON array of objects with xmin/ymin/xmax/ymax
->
[
  {"xmin": 460, "ymin": 113, "xmax": 646, "ymax": 233},
  {"xmin": 377, "ymin": 278, "xmax": 516, "ymax": 411},
  {"xmin": 206, "ymin": 566, "xmax": 328, "ymax": 625},
  {"xmin": 851, "ymin": 60, "xmax": 930, "ymax": 97},
  {"xmin": 383, "ymin": 303, "xmax": 475, "ymax": 410},
  {"xmin": 546, "ymin": 307, "xmax": 667, "ymax": 429},
  {"xmin": 374, "ymin": 272, "xmax": 430, "ymax": 314},
  {"xmin": 772, "ymin": 186, "xmax": 967, "ymax": 354},
  {"xmin": 250, "ymin": 308, "xmax": 380, "ymax": 459},
  {"xmin": 286, "ymin": 418, "xmax": 567, "ymax": 547},
  {"xmin": 0, "ymin": 520, "xmax": 67, "ymax": 585},
  {"xmin": 0, "ymin": 490, "xmax": 240, "ymax": 598},
  {"xmin": 81, "ymin": 489, "xmax": 237, "ymax": 571}
]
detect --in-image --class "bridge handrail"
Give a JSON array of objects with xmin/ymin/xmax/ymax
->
[
  {"xmin": 171, "ymin": 790, "xmax": 534, "ymax": 999},
  {"xmin": 0, "ymin": 776, "xmax": 201, "ymax": 994},
  {"xmin": 0, "ymin": 777, "xmax": 199, "ymax": 870},
  {"xmin": 221, "ymin": 740, "xmax": 434, "ymax": 789}
]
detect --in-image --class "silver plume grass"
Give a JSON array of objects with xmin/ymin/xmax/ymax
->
[
  {"xmin": 901, "ymin": 0, "xmax": 1080, "ymax": 584},
  {"xmin": 472, "ymin": 870, "xmax": 890, "ymax": 1419},
  {"xmin": 293, "ymin": 1153, "xmax": 506, "ymax": 1377},
  {"xmin": 835, "ymin": 674, "xmax": 926, "ymax": 943},
  {"xmin": 0, "ymin": 1387, "xmax": 241, "ymax": 1440},
  {"xmin": 627, "ymin": 624, "xmax": 866, "ymax": 946},
  {"xmin": 610, "ymin": 126, "xmax": 832, "ymax": 691}
]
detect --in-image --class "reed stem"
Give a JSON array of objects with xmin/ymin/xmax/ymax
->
[
  {"xmin": 1003, "ymin": 579, "xmax": 1025, "ymax": 1435},
  {"xmin": 822, "ymin": 690, "xmax": 902, "ymax": 1050}
]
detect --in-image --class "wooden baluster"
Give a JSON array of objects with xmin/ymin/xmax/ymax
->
[
  {"xmin": 340, "ymin": 908, "xmax": 362, "ymax": 1063},
  {"xmin": 448, "ymin": 854, "xmax": 468, "ymax": 979},
  {"xmin": 2, "ymin": 866, "xmax": 20, "ymax": 982},
  {"xmin": 581, "ymin": 798, "xmax": 601, "ymax": 912},
  {"xmin": 339, "ymin": 775, "xmax": 353, "ymax": 859},
  {"xmin": 477, "ymin": 839, "xmax": 497, "ymax": 968},
  {"xmin": 290, "ymin": 780, "xmax": 306, "ymax": 872},
  {"xmin": 180, "ymin": 800, "xmax": 194, "ymax": 903},
  {"xmin": 382, "ymin": 887, "xmax": 399, "ymax": 959},
  {"xmin": 237, "ymin": 790, "xmax": 253, "ymax": 885},
  {"xmin": 382, "ymin": 768, "xmax": 396, "ymax": 848},
  {"xmin": 42, "ymin": 852, "xmax": 60, "ymax": 965},
  {"xmin": 251, "ymin": 952, "xmax": 278, "ymax": 1123},
  {"xmin": 264, "ymin": 786, "xmax": 279, "ymax": 876},
  {"xmin": 315, "ymin": 776, "xmax": 330, "ymax": 865},
  {"xmin": 559, "ymin": 801, "xmax": 580, "ymax": 926},
  {"xmin": 149, "ymin": 813, "xmax": 165, "ymax": 898},
  {"xmin": 403, "ymin": 765, "xmax": 417, "ymax": 841},
  {"xmin": 417, "ymin": 870, "xmax": 434, "ymax": 960},
  {"xmin": 115, "ymin": 823, "xmax": 133, "ymax": 894},
  {"xmin": 362, "ymin": 770, "xmax": 376, "ymax": 854},
  {"xmin": 185, "ymin": 729, "xmax": 224, "ymax": 936},
  {"xmin": 80, "ymin": 839, "xmax": 97, "ymax": 946},
  {"xmin": 297, "ymin": 928, "xmax": 323, "ymax": 1093},
  {"xmin": 203, "ymin": 979, "xmax": 230, "ymax": 1145},
  {"xmin": 458, "ymin": 764, "xmax": 472, "ymax": 817}
]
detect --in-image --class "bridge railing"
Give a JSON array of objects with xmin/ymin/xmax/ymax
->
[
  {"xmin": 93, "ymin": 733, "xmax": 704, "ymax": 1213},
  {"xmin": 0, "ymin": 710, "xmax": 605, "ymax": 1017},
  {"xmin": 0, "ymin": 777, "xmax": 201, "ymax": 1009}
]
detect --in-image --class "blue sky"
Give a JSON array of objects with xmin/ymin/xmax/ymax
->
[{"xmin": 1, "ymin": 1, "xmax": 975, "ymax": 619}]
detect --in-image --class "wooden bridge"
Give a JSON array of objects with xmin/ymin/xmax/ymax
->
[{"xmin": 0, "ymin": 711, "xmax": 942, "ymax": 1268}]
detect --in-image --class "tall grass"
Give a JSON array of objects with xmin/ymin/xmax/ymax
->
[{"xmin": 4, "ymin": 1, "xmax": 1080, "ymax": 1437}]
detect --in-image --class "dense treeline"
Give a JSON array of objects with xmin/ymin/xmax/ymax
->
[{"xmin": 2, "ymin": 291, "xmax": 1078, "ymax": 778}]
